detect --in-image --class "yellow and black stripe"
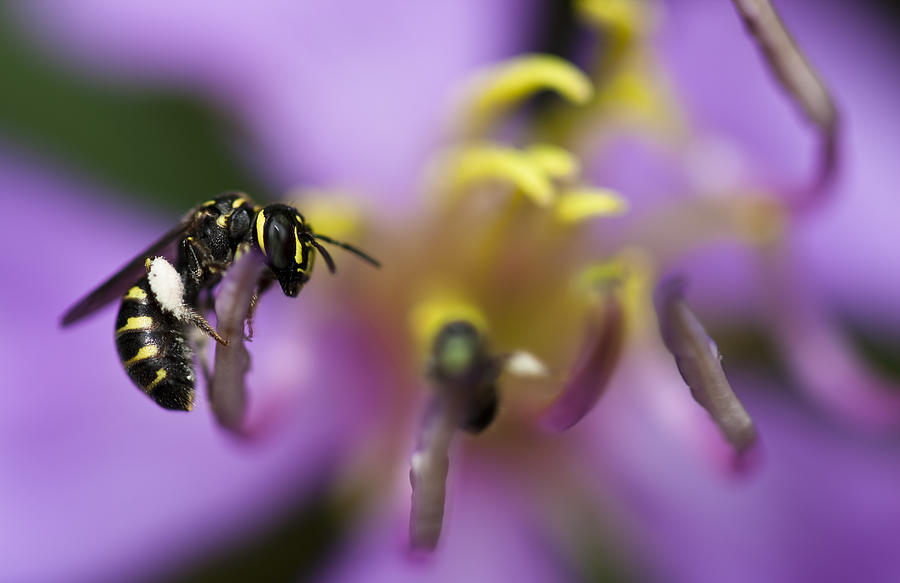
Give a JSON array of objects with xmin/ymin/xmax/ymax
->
[{"xmin": 114, "ymin": 277, "xmax": 195, "ymax": 411}]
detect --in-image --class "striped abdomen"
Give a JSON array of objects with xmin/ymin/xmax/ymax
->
[{"xmin": 115, "ymin": 278, "xmax": 195, "ymax": 411}]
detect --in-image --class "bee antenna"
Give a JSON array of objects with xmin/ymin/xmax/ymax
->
[
  {"xmin": 310, "ymin": 238, "xmax": 337, "ymax": 274},
  {"xmin": 313, "ymin": 234, "xmax": 381, "ymax": 268}
]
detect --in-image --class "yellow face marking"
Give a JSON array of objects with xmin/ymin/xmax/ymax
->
[
  {"xmin": 144, "ymin": 368, "xmax": 167, "ymax": 392},
  {"xmin": 125, "ymin": 286, "xmax": 148, "ymax": 301},
  {"xmin": 201, "ymin": 199, "xmax": 217, "ymax": 207},
  {"xmin": 232, "ymin": 197, "xmax": 247, "ymax": 208},
  {"xmin": 294, "ymin": 227, "xmax": 304, "ymax": 267},
  {"xmin": 116, "ymin": 316, "xmax": 154, "ymax": 335},
  {"xmin": 216, "ymin": 214, "xmax": 229, "ymax": 228},
  {"xmin": 255, "ymin": 210, "xmax": 267, "ymax": 255},
  {"xmin": 125, "ymin": 344, "xmax": 159, "ymax": 367}
]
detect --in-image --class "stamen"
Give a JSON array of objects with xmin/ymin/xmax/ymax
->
[
  {"xmin": 210, "ymin": 251, "xmax": 266, "ymax": 434},
  {"xmin": 729, "ymin": 0, "xmax": 839, "ymax": 200},
  {"xmin": 580, "ymin": 250, "xmax": 654, "ymax": 331},
  {"xmin": 540, "ymin": 288, "xmax": 625, "ymax": 432},
  {"xmin": 409, "ymin": 399, "xmax": 456, "ymax": 551},
  {"xmin": 458, "ymin": 54, "xmax": 593, "ymax": 134},
  {"xmin": 555, "ymin": 187, "xmax": 628, "ymax": 223},
  {"xmin": 410, "ymin": 317, "xmax": 507, "ymax": 550},
  {"xmin": 654, "ymin": 277, "xmax": 757, "ymax": 455}
]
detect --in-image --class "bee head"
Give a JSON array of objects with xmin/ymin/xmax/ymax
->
[{"xmin": 252, "ymin": 204, "xmax": 315, "ymax": 297}]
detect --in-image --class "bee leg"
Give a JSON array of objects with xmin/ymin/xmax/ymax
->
[
  {"xmin": 145, "ymin": 255, "xmax": 229, "ymax": 346},
  {"xmin": 188, "ymin": 325, "xmax": 213, "ymax": 388},
  {"xmin": 182, "ymin": 236, "xmax": 206, "ymax": 284},
  {"xmin": 183, "ymin": 237, "xmax": 231, "ymax": 282},
  {"xmin": 245, "ymin": 274, "xmax": 275, "ymax": 340},
  {"xmin": 187, "ymin": 309, "xmax": 230, "ymax": 346}
]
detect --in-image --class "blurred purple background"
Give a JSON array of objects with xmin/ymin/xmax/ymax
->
[{"xmin": 1, "ymin": 1, "xmax": 899, "ymax": 582}]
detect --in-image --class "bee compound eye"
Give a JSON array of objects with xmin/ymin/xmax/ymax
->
[{"xmin": 264, "ymin": 214, "xmax": 295, "ymax": 271}]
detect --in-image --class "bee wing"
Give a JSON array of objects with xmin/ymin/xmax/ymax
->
[{"xmin": 60, "ymin": 217, "xmax": 196, "ymax": 326}]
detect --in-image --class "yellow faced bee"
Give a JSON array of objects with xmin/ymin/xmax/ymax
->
[{"xmin": 61, "ymin": 193, "xmax": 379, "ymax": 411}]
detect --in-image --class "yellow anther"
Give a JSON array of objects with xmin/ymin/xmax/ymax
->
[
  {"xmin": 411, "ymin": 296, "xmax": 488, "ymax": 352},
  {"xmin": 578, "ymin": 261, "xmax": 628, "ymax": 291},
  {"xmin": 437, "ymin": 144, "xmax": 555, "ymax": 207},
  {"xmin": 525, "ymin": 144, "xmax": 581, "ymax": 180},
  {"xmin": 578, "ymin": 248, "xmax": 655, "ymax": 332},
  {"xmin": 460, "ymin": 54, "xmax": 593, "ymax": 133},
  {"xmin": 555, "ymin": 187, "xmax": 627, "ymax": 223}
]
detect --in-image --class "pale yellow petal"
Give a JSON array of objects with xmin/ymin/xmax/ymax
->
[
  {"xmin": 576, "ymin": 0, "xmax": 654, "ymax": 40},
  {"xmin": 525, "ymin": 144, "xmax": 581, "ymax": 180},
  {"xmin": 461, "ymin": 54, "xmax": 593, "ymax": 132},
  {"xmin": 439, "ymin": 145, "xmax": 555, "ymax": 207},
  {"xmin": 555, "ymin": 187, "xmax": 628, "ymax": 223}
]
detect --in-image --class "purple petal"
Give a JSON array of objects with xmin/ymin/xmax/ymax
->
[
  {"xmin": 586, "ymin": 380, "xmax": 900, "ymax": 583},
  {"xmin": 325, "ymin": 457, "xmax": 571, "ymax": 583},
  {"xmin": 14, "ymin": 0, "xmax": 540, "ymax": 205},
  {"xmin": 0, "ymin": 152, "xmax": 382, "ymax": 581},
  {"xmin": 539, "ymin": 293, "xmax": 625, "ymax": 432},
  {"xmin": 765, "ymin": 250, "xmax": 900, "ymax": 431}
]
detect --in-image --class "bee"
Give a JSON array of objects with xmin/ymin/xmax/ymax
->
[{"xmin": 61, "ymin": 193, "xmax": 379, "ymax": 411}]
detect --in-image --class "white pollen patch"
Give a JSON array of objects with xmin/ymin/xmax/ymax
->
[
  {"xmin": 504, "ymin": 351, "xmax": 550, "ymax": 378},
  {"xmin": 146, "ymin": 257, "xmax": 190, "ymax": 320}
]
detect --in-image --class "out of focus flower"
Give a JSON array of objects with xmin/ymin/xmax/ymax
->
[{"xmin": 3, "ymin": 1, "xmax": 900, "ymax": 582}]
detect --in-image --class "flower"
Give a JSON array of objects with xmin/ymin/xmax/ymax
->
[{"xmin": 3, "ymin": 0, "xmax": 900, "ymax": 582}]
